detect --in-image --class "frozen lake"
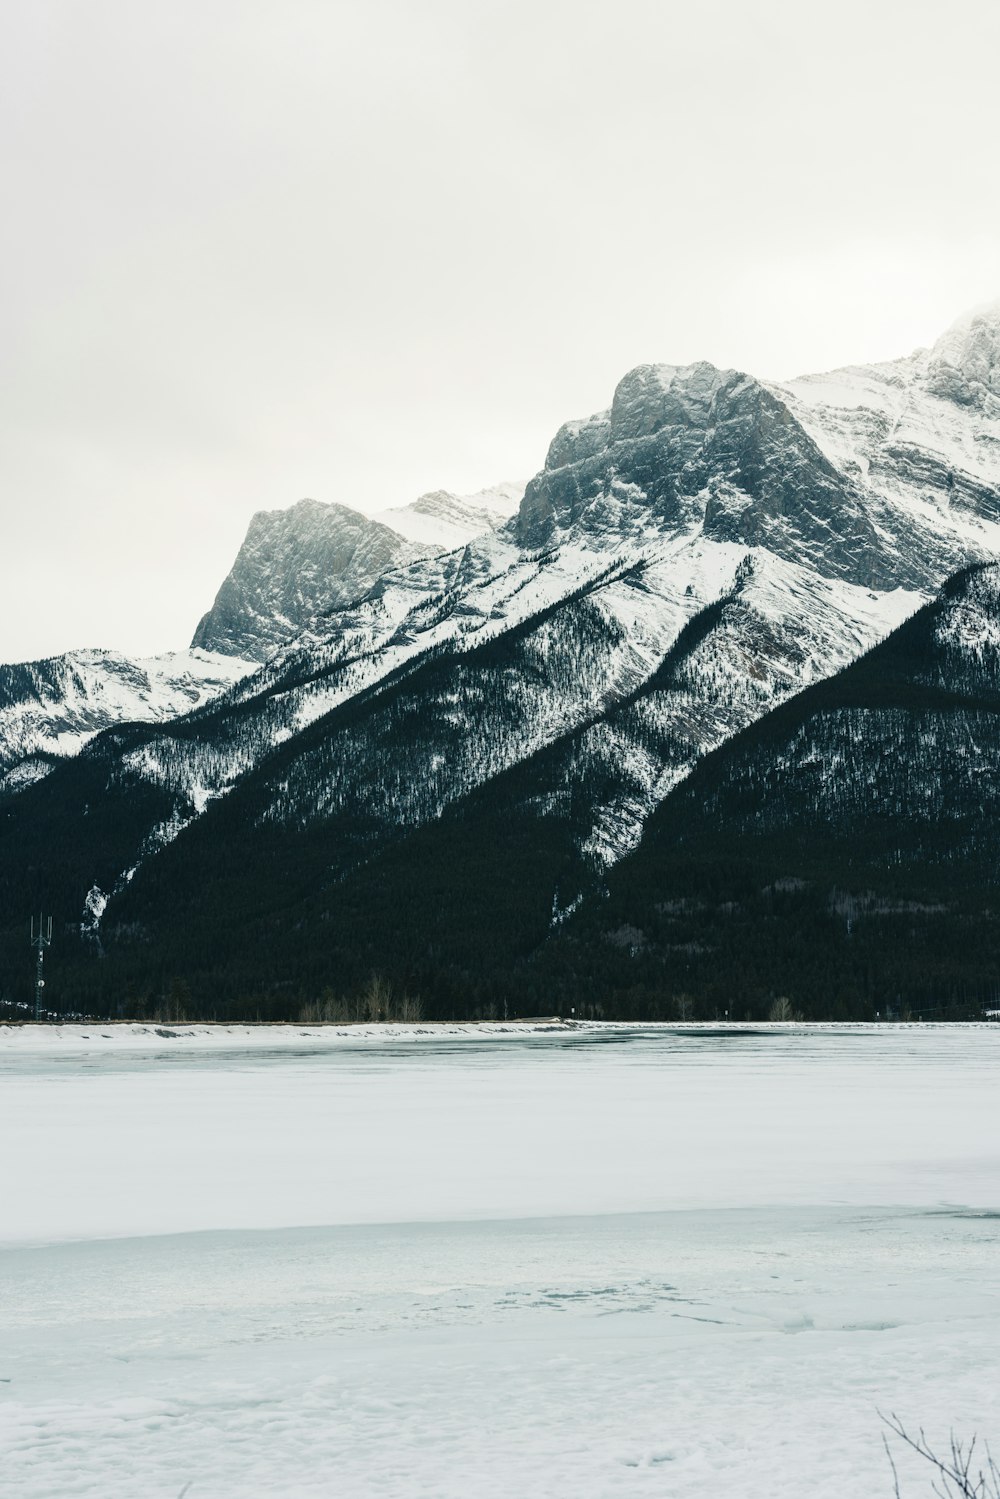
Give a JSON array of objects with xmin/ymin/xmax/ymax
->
[{"xmin": 2, "ymin": 1024, "xmax": 999, "ymax": 1497}]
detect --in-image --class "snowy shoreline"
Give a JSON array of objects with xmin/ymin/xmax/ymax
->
[
  {"xmin": 0, "ymin": 1017, "xmax": 995, "ymax": 1053},
  {"xmin": 5, "ymin": 1023, "xmax": 1000, "ymax": 1497}
]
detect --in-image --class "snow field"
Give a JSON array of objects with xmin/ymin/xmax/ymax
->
[{"xmin": 2, "ymin": 1026, "xmax": 999, "ymax": 1497}]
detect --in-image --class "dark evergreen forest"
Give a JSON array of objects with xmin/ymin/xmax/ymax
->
[{"xmin": 4, "ymin": 568, "xmax": 1000, "ymax": 1025}]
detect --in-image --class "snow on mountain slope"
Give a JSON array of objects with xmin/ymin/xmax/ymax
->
[
  {"xmin": 0, "ymin": 485, "xmax": 520, "ymax": 799},
  {"xmin": 927, "ymin": 300, "xmax": 1000, "ymax": 404},
  {"xmin": 506, "ymin": 559, "xmax": 1000, "ymax": 1022},
  {"xmin": 374, "ymin": 482, "xmax": 523, "ymax": 548},
  {"xmin": 192, "ymin": 486, "xmax": 523, "ymax": 663},
  {"xmin": 520, "ymin": 329, "xmax": 1000, "ymax": 591},
  {"xmin": 194, "ymin": 308, "xmax": 996, "ymax": 873},
  {"xmin": 95, "ymin": 538, "xmax": 676, "ymax": 830},
  {"xmin": 61, "ymin": 532, "xmax": 922, "ymax": 933},
  {"xmin": 191, "ymin": 499, "xmax": 429, "ymax": 662},
  {"xmin": 553, "ymin": 549, "xmax": 921, "ymax": 871},
  {"xmin": 629, "ymin": 560, "xmax": 1000, "ymax": 863},
  {"xmin": 933, "ymin": 561, "xmax": 1000, "ymax": 660},
  {"xmin": 5, "ymin": 305, "xmax": 1000, "ymax": 968},
  {"xmin": 0, "ymin": 648, "xmax": 253, "ymax": 792},
  {"xmin": 775, "ymin": 304, "xmax": 1000, "ymax": 580},
  {"xmin": 289, "ymin": 539, "xmax": 922, "ymax": 892}
]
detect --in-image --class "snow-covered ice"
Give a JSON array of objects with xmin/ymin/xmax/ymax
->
[{"xmin": 1, "ymin": 1024, "xmax": 998, "ymax": 1497}]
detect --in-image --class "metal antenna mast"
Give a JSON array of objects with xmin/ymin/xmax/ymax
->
[{"xmin": 30, "ymin": 914, "xmax": 52, "ymax": 1022}]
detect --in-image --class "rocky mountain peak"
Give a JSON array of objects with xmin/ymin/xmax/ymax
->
[
  {"xmin": 927, "ymin": 302, "xmax": 1000, "ymax": 406},
  {"xmin": 516, "ymin": 357, "xmax": 859, "ymax": 563},
  {"xmin": 608, "ymin": 360, "xmax": 737, "ymax": 441},
  {"xmin": 192, "ymin": 498, "xmax": 420, "ymax": 662},
  {"xmin": 193, "ymin": 483, "xmax": 524, "ymax": 663}
]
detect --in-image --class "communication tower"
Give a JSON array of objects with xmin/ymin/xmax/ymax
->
[{"xmin": 30, "ymin": 914, "xmax": 52, "ymax": 1022}]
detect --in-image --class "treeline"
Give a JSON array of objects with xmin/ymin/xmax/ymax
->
[
  {"xmin": 3, "ymin": 805, "xmax": 997, "ymax": 1025},
  {"xmin": 4, "ymin": 565, "xmax": 1000, "ymax": 1025}
]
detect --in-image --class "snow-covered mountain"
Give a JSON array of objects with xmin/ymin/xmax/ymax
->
[
  {"xmin": 543, "ymin": 558, "xmax": 1000, "ymax": 1018},
  {"xmin": 0, "ymin": 648, "xmax": 253, "ymax": 793},
  {"xmin": 664, "ymin": 559, "xmax": 1000, "ymax": 852},
  {"xmin": 2, "ymin": 304, "xmax": 1000, "ymax": 1011},
  {"xmin": 518, "ymin": 309, "xmax": 1000, "ymax": 583},
  {"xmin": 168, "ymin": 303, "xmax": 998, "ymax": 872},
  {"xmin": 193, "ymin": 483, "xmax": 523, "ymax": 662},
  {"xmin": 0, "ymin": 482, "xmax": 522, "ymax": 790},
  {"xmin": 190, "ymin": 499, "xmax": 424, "ymax": 663},
  {"xmin": 374, "ymin": 482, "xmax": 523, "ymax": 548}
]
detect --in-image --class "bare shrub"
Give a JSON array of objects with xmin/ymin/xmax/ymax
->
[
  {"xmin": 152, "ymin": 979, "xmax": 191, "ymax": 1025},
  {"xmin": 299, "ymin": 989, "xmax": 352, "ymax": 1024},
  {"xmin": 399, "ymin": 990, "xmax": 422, "ymax": 1023},
  {"xmin": 302, "ymin": 977, "xmax": 422, "ymax": 1025},
  {"xmin": 673, "ymin": 993, "xmax": 695, "ymax": 1021},
  {"xmin": 361, "ymin": 973, "xmax": 393, "ymax": 1023},
  {"xmin": 882, "ymin": 1413, "xmax": 1000, "ymax": 1497}
]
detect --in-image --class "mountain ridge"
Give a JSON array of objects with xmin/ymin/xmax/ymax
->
[
  {"xmin": 0, "ymin": 647, "xmax": 253, "ymax": 794},
  {"xmin": 192, "ymin": 483, "xmax": 524, "ymax": 662},
  {"xmin": 0, "ymin": 482, "xmax": 524, "ymax": 790},
  {"xmin": 533, "ymin": 558, "xmax": 1000, "ymax": 1019},
  {"xmin": 1, "ymin": 303, "xmax": 999, "ymax": 1017}
]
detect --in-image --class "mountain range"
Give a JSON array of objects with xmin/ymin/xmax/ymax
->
[
  {"xmin": 0, "ymin": 483, "xmax": 521, "ymax": 792},
  {"xmin": 1, "ymin": 303, "xmax": 999, "ymax": 1019}
]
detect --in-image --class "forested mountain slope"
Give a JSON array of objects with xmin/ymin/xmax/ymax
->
[
  {"xmin": 0, "ymin": 485, "xmax": 521, "ymax": 790},
  {"xmin": 543, "ymin": 561, "xmax": 1000, "ymax": 1019},
  {"xmin": 0, "ymin": 649, "xmax": 252, "ymax": 793},
  {"xmin": 8, "ymin": 560, "xmax": 1000, "ymax": 1021},
  {"xmin": 2, "ymin": 306, "xmax": 1000, "ymax": 1016}
]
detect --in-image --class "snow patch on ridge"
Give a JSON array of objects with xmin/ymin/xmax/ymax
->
[{"xmin": 0, "ymin": 647, "xmax": 254, "ymax": 782}]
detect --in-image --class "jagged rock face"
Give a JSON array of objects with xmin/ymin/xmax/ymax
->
[
  {"xmin": 192, "ymin": 486, "xmax": 524, "ymax": 663},
  {"xmin": 777, "ymin": 308, "xmax": 1000, "ymax": 567},
  {"xmin": 518, "ymin": 360, "xmax": 866, "ymax": 561},
  {"xmin": 3, "ymin": 304, "xmax": 1000, "ymax": 1007},
  {"xmin": 518, "ymin": 327, "xmax": 1000, "ymax": 594},
  {"xmin": 517, "ymin": 362, "xmax": 731, "ymax": 548},
  {"xmin": 696, "ymin": 379, "xmax": 885, "ymax": 577},
  {"xmin": 191, "ymin": 500, "xmax": 425, "ymax": 663},
  {"xmin": 926, "ymin": 304, "xmax": 1000, "ymax": 407}
]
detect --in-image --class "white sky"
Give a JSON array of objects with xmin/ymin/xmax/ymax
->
[{"xmin": 2, "ymin": 0, "xmax": 999, "ymax": 663}]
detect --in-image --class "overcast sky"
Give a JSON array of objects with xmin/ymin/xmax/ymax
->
[{"xmin": 2, "ymin": 0, "xmax": 998, "ymax": 662}]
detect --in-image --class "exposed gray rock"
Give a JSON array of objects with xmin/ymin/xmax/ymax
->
[
  {"xmin": 5, "ymin": 302, "xmax": 1000, "ymax": 968},
  {"xmin": 191, "ymin": 499, "xmax": 426, "ymax": 662},
  {"xmin": 927, "ymin": 302, "xmax": 1000, "ymax": 406},
  {"xmin": 192, "ymin": 485, "xmax": 523, "ymax": 663},
  {"xmin": 518, "ymin": 324, "xmax": 1000, "ymax": 597}
]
